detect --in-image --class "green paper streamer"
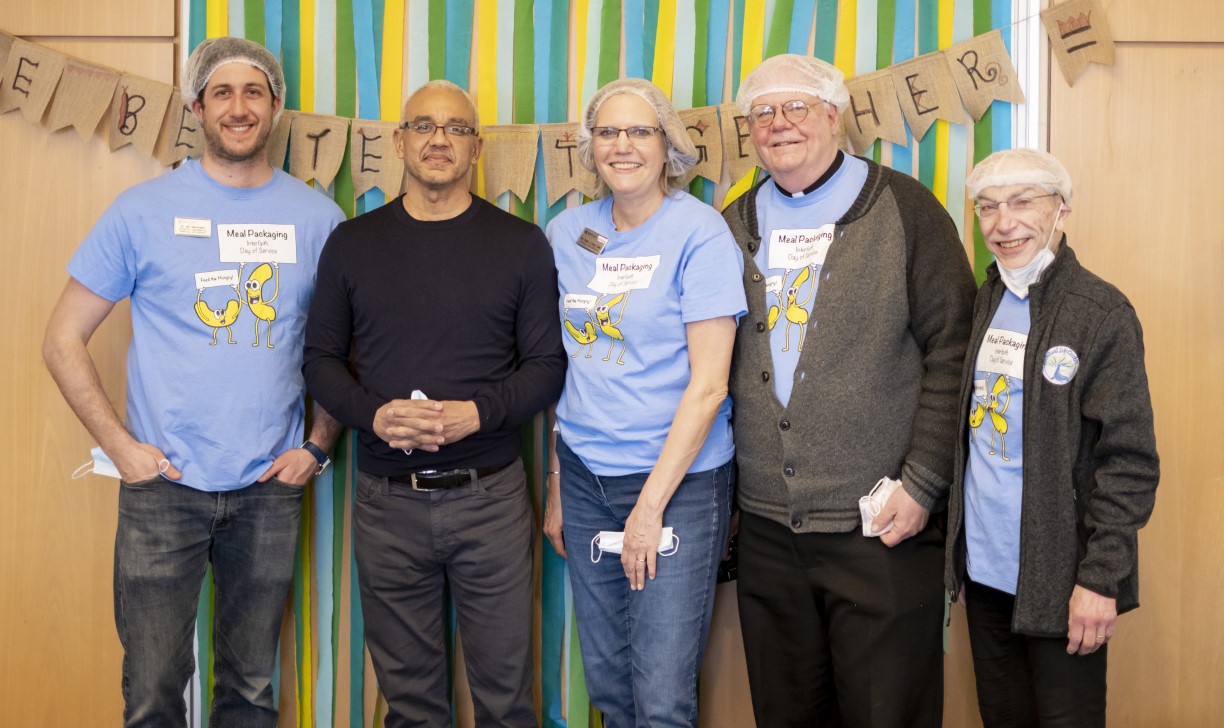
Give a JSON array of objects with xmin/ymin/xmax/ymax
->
[
  {"xmin": 598, "ymin": 0, "xmax": 622, "ymax": 88},
  {"xmin": 766, "ymin": 0, "xmax": 795, "ymax": 58},
  {"xmin": 429, "ymin": 0, "xmax": 447, "ymax": 80}
]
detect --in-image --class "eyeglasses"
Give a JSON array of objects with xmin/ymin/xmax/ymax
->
[
  {"xmin": 398, "ymin": 121, "xmax": 479, "ymax": 138},
  {"xmin": 747, "ymin": 99, "xmax": 823, "ymax": 127},
  {"xmin": 590, "ymin": 126, "xmax": 662, "ymax": 144},
  {"xmin": 973, "ymin": 193, "xmax": 1058, "ymax": 218}
]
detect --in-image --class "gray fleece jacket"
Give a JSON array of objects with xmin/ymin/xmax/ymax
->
[
  {"xmin": 945, "ymin": 243, "xmax": 1159, "ymax": 636},
  {"xmin": 723, "ymin": 159, "xmax": 977, "ymax": 533}
]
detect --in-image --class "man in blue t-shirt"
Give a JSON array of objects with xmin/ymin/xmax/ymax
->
[{"xmin": 43, "ymin": 38, "xmax": 343, "ymax": 727}]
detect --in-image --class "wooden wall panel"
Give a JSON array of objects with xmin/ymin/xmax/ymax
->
[
  {"xmin": 0, "ymin": 0, "xmax": 174, "ymax": 38},
  {"xmin": 1049, "ymin": 41, "xmax": 1224, "ymax": 727},
  {"xmin": 1104, "ymin": 0, "xmax": 1224, "ymax": 43},
  {"xmin": 0, "ymin": 39, "xmax": 173, "ymax": 728}
]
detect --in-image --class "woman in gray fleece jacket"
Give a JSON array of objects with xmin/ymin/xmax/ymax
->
[{"xmin": 946, "ymin": 148, "xmax": 1159, "ymax": 728}]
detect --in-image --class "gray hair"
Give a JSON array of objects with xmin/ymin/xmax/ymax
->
[
  {"xmin": 967, "ymin": 148, "xmax": 1073, "ymax": 202},
  {"xmin": 576, "ymin": 78, "xmax": 698, "ymax": 196}
]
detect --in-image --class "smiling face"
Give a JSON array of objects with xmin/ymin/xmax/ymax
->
[
  {"xmin": 395, "ymin": 86, "xmax": 482, "ymax": 194},
  {"xmin": 977, "ymin": 184, "xmax": 1070, "ymax": 269},
  {"xmin": 748, "ymin": 91, "xmax": 840, "ymax": 191},
  {"xmin": 192, "ymin": 62, "xmax": 280, "ymax": 164},
  {"xmin": 591, "ymin": 93, "xmax": 668, "ymax": 207}
]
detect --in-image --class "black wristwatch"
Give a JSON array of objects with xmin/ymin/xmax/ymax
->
[{"xmin": 301, "ymin": 441, "xmax": 331, "ymax": 475}]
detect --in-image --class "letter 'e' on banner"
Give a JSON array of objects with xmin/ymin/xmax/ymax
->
[
  {"xmin": 0, "ymin": 39, "xmax": 67, "ymax": 123},
  {"xmin": 944, "ymin": 30, "xmax": 1025, "ymax": 120},
  {"xmin": 890, "ymin": 53, "xmax": 967, "ymax": 142},
  {"xmin": 678, "ymin": 106, "xmax": 723, "ymax": 186},
  {"xmin": 107, "ymin": 76, "xmax": 173, "ymax": 158},
  {"xmin": 154, "ymin": 92, "xmax": 205, "ymax": 165},
  {"xmin": 1042, "ymin": 0, "xmax": 1115, "ymax": 87},
  {"xmin": 719, "ymin": 103, "xmax": 761, "ymax": 183},
  {"xmin": 46, "ymin": 62, "xmax": 120, "ymax": 139},
  {"xmin": 541, "ymin": 122, "xmax": 600, "ymax": 205},
  {"xmin": 842, "ymin": 70, "xmax": 908, "ymax": 152},
  {"xmin": 350, "ymin": 120, "xmax": 404, "ymax": 198},
  {"xmin": 289, "ymin": 113, "xmax": 351, "ymax": 188},
  {"xmin": 482, "ymin": 124, "xmax": 540, "ymax": 203}
]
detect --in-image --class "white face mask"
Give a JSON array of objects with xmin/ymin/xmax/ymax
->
[
  {"xmin": 996, "ymin": 206, "xmax": 1063, "ymax": 299},
  {"xmin": 590, "ymin": 527, "xmax": 679, "ymax": 563},
  {"xmin": 72, "ymin": 446, "xmax": 122, "ymax": 480}
]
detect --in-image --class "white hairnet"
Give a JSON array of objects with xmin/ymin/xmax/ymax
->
[
  {"xmin": 577, "ymin": 78, "xmax": 698, "ymax": 195},
  {"xmin": 967, "ymin": 148, "xmax": 1073, "ymax": 201},
  {"xmin": 183, "ymin": 37, "xmax": 286, "ymax": 113},
  {"xmin": 737, "ymin": 54, "xmax": 851, "ymax": 115}
]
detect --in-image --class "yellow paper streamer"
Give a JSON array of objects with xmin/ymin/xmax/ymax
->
[
  {"xmin": 476, "ymin": 0, "xmax": 499, "ymax": 196},
  {"xmin": 381, "ymin": 0, "xmax": 406, "ymax": 121},
  {"xmin": 653, "ymin": 0, "xmax": 678, "ymax": 96},
  {"xmin": 740, "ymin": 0, "xmax": 765, "ymax": 81},
  {"xmin": 206, "ymin": 0, "xmax": 229, "ymax": 39},
  {"xmin": 933, "ymin": 0, "xmax": 955, "ymax": 205},
  {"xmin": 833, "ymin": 0, "xmax": 857, "ymax": 78}
]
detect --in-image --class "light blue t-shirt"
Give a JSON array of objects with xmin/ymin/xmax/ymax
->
[
  {"xmin": 547, "ymin": 193, "xmax": 747, "ymax": 476},
  {"xmin": 754, "ymin": 154, "xmax": 868, "ymax": 405},
  {"xmin": 964, "ymin": 290, "xmax": 1030, "ymax": 594},
  {"xmin": 67, "ymin": 159, "xmax": 345, "ymax": 491}
]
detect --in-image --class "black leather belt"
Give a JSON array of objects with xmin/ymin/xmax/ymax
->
[{"xmin": 388, "ymin": 461, "xmax": 513, "ymax": 492}]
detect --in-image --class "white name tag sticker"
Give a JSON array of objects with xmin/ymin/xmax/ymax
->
[
  {"xmin": 973, "ymin": 378, "xmax": 987, "ymax": 399},
  {"xmin": 194, "ymin": 269, "xmax": 239, "ymax": 289},
  {"xmin": 217, "ymin": 224, "xmax": 298, "ymax": 263},
  {"xmin": 174, "ymin": 217, "xmax": 212, "ymax": 238},
  {"xmin": 976, "ymin": 328, "xmax": 1027, "ymax": 380},
  {"xmin": 587, "ymin": 255, "xmax": 661, "ymax": 294},
  {"xmin": 564, "ymin": 293, "xmax": 598, "ymax": 311},
  {"xmin": 765, "ymin": 275, "xmax": 784, "ymax": 296},
  {"xmin": 767, "ymin": 224, "xmax": 835, "ymax": 270}
]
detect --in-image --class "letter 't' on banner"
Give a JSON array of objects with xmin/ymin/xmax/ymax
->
[
  {"xmin": 289, "ymin": 113, "xmax": 351, "ymax": 188},
  {"xmin": 1042, "ymin": 0, "xmax": 1116, "ymax": 87},
  {"xmin": 541, "ymin": 123, "xmax": 600, "ymax": 205}
]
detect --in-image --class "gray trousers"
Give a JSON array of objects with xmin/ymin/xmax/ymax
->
[{"xmin": 353, "ymin": 462, "xmax": 536, "ymax": 728}]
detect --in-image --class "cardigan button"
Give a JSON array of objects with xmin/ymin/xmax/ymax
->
[
  {"xmin": 751, "ymin": 272, "xmax": 763, "ymax": 282},
  {"xmin": 783, "ymin": 465, "xmax": 795, "ymax": 477},
  {"xmin": 779, "ymin": 419, "xmax": 790, "ymax": 431},
  {"xmin": 748, "ymin": 242, "xmax": 757, "ymax": 253},
  {"xmin": 761, "ymin": 371, "xmax": 770, "ymax": 382},
  {"xmin": 756, "ymin": 322, "xmax": 765, "ymax": 332},
  {"xmin": 791, "ymin": 517, "xmax": 802, "ymax": 528}
]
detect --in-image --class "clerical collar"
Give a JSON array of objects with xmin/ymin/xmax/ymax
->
[{"xmin": 774, "ymin": 151, "xmax": 845, "ymax": 198}]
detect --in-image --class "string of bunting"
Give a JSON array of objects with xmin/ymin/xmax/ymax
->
[{"xmin": 0, "ymin": 0, "xmax": 1114, "ymax": 205}]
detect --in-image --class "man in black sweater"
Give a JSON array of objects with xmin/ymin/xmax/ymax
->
[{"xmin": 303, "ymin": 79, "xmax": 565, "ymax": 728}]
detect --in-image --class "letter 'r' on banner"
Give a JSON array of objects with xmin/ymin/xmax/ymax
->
[
  {"xmin": 1041, "ymin": 0, "xmax": 1116, "ymax": 87},
  {"xmin": 943, "ymin": 30, "xmax": 1026, "ymax": 120}
]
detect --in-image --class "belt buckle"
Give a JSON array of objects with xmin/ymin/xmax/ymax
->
[{"xmin": 409, "ymin": 470, "xmax": 442, "ymax": 492}]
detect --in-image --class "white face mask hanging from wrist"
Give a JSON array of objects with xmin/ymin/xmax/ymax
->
[
  {"xmin": 996, "ymin": 204, "xmax": 1064, "ymax": 299},
  {"xmin": 590, "ymin": 527, "xmax": 679, "ymax": 563}
]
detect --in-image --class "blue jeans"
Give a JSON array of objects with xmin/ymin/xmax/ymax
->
[
  {"xmin": 557, "ymin": 437, "xmax": 733, "ymax": 728},
  {"xmin": 113, "ymin": 475, "xmax": 303, "ymax": 728}
]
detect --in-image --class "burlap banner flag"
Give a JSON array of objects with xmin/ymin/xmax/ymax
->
[
  {"xmin": 266, "ymin": 110, "xmax": 296, "ymax": 168},
  {"xmin": 349, "ymin": 120, "xmax": 404, "ymax": 198},
  {"xmin": 678, "ymin": 107, "xmax": 723, "ymax": 185},
  {"xmin": 891, "ymin": 53, "xmax": 967, "ymax": 142},
  {"xmin": 45, "ymin": 62, "xmax": 120, "ymax": 139},
  {"xmin": 289, "ymin": 113, "xmax": 350, "ymax": 188},
  {"xmin": 541, "ymin": 123, "xmax": 599, "ymax": 205},
  {"xmin": 842, "ymin": 70, "xmax": 908, "ymax": 152},
  {"xmin": 719, "ymin": 103, "xmax": 761, "ymax": 182},
  {"xmin": 107, "ymin": 76, "xmax": 173, "ymax": 158},
  {"xmin": 0, "ymin": 39, "xmax": 67, "ymax": 123},
  {"xmin": 482, "ymin": 125, "xmax": 540, "ymax": 203},
  {"xmin": 154, "ymin": 93, "xmax": 204, "ymax": 165},
  {"xmin": 944, "ymin": 30, "xmax": 1025, "ymax": 120},
  {"xmin": 0, "ymin": 31, "xmax": 15, "ymax": 76},
  {"xmin": 1042, "ymin": 0, "xmax": 1115, "ymax": 87}
]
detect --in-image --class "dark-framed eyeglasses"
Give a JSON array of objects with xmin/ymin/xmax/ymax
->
[
  {"xmin": 973, "ymin": 193, "xmax": 1058, "ymax": 218},
  {"xmin": 398, "ymin": 120, "xmax": 479, "ymax": 138},
  {"xmin": 747, "ymin": 99, "xmax": 823, "ymax": 127},
  {"xmin": 590, "ymin": 126, "xmax": 663, "ymax": 144}
]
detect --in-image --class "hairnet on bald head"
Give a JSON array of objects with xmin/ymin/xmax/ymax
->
[
  {"xmin": 737, "ymin": 54, "xmax": 851, "ymax": 115},
  {"xmin": 967, "ymin": 148, "xmax": 1073, "ymax": 202},
  {"xmin": 183, "ymin": 37, "xmax": 286, "ymax": 121},
  {"xmin": 577, "ymin": 78, "xmax": 698, "ymax": 195}
]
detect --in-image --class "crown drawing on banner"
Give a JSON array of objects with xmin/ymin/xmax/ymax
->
[{"xmin": 1057, "ymin": 11, "xmax": 1093, "ymax": 39}]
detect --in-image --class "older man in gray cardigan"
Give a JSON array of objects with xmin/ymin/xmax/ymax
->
[{"xmin": 723, "ymin": 54, "xmax": 976, "ymax": 728}]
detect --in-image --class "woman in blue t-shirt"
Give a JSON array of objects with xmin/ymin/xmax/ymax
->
[{"xmin": 543, "ymin": 78, "xmax": 747, "ymax": 727}]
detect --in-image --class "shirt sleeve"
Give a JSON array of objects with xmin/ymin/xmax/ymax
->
[
  {"xmin": 469, "ymin": 228, "xmax": 567, "ymax": 431},
  {"xmin": 677, "ymin": 205, "xmax": 748, "ymax": 324},
  {"xmin": 66, "ymin": 199, "xmax": 139, "ymax": 302},
  {"xmin": 302, "ymin": 227, "xmax": 387, "ymax": 431}
]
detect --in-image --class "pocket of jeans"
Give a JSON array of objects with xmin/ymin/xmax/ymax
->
[
  {"xmin": 120, "ymin": 474, "xmax": 164, "ymax": 489},
  {"xmin": 268, "ymin": 476, "xmax": 307, "ymax": 491}
]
